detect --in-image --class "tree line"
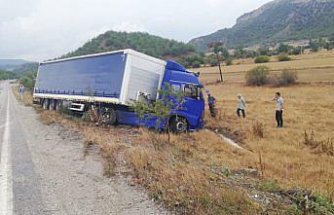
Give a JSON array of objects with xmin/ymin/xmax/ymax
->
[
  {"xmin": 0, "ymin": 70, "xmax": 18, "ymax": 80},
  {"xmin": 63, "ymin": 31, "xmax": 196, "ymax": 59},
  {"xmin": 181, "ymin": 35, "xmax": 334, "ymax": 68}
]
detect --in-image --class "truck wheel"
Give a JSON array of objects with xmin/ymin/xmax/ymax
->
[
  {"xmin": 101, "ymin": 108, "xmax": 117, "ymax": 125},
  {"xmin": 55, "ymin": 100, "xmax": 63, "ymax": 111},
  {"xmin": 42, "ymin": 99, "xmax": 49, "ymax": 110},
  {"xmin": 169, "ymin": 116, "xmax": 188, "ymax": 133},
  {"xmin": 49, "ymin": 99, "xmax": 56, "ymax": 110}
]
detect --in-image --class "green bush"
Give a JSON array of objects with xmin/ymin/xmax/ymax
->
[
  {"xmin": 191, "ymin": 60, "xmax": 201, "ymax": 68},
  {"xmin": 205, "ymin": 54, "xmax": 219, "ymax": 67},
  {"xmin": 209, "ymin": 58, "xmax": 219, "ymax": 67},
  {"xmin": 0, "ymin": 70, "xmax": 17, "ymax": 80},
  {"xmin": 245, "ymin": 66, "xmax": 270, "ymax": 86},
  {"xmin": 254, "ymin": 55, "xmax": 270, "ymax": 64},
  {"xmin": 277, "ymin": 55, "xmax": 291, "ymax": 62},
  {"xmin": 19, "ymin": 71, "xmax": 37, "ymax": 90}
]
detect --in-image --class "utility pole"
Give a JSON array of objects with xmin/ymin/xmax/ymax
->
[{"xmin": 216, "ymin": 51, "xmax": 224, "ymax": 83}]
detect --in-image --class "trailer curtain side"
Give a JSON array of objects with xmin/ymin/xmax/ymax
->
[
  {"xmin": 34, "ymin": 49, "xmax": 167, "ymax": 106},
  {"xmin": 35, "ymin": 53, "xmax": 126, "ymax": 100}
]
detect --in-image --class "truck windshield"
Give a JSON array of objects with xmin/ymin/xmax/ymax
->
[{"xmin": 184, "ymin": 84, "xmax": 201, "ymax": 100}]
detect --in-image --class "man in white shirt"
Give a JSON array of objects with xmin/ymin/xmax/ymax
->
[
  {"xmin": 236, "ymin": 93, "xmax": 246, "ymax": 118},
  {"xmin": 274, "ymin": 92, "xmax": 284, "ymax": 128}
]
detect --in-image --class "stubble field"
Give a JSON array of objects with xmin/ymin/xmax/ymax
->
[{"xmin": 193, "ymin": 50, "xmax": 334, "ymax": 200}]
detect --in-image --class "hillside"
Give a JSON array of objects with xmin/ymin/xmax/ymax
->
[
  {"xmin": 190, "ymin": 0, "xmax": 334, "ymax": 51},
  {"xmin": 0, "ymin": 59, "xmax": 31, "ymax": 71},
  {"xmin": 12, "ymin": 63, "xmax": 39, "ymax": 75},
  {"xmin": 63, "ymin": 31, "xmax": 196, "ymax": 59}
]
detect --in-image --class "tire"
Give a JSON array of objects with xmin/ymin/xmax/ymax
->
[
  {"xmin": 49, "ymin": 99, "xmax": 56, "ymax": 110},
  {"xmin": 42, "ymin": 99, "xmax": 49, "ymax": 110},
  {"xmin": 55, "ymin": 100, "xmax": 63, "ymax": 111},
  {"xmin": 100, "ymin": 108, "xmax": 117, "ymax": 125},
  {"xmin": 169, "ymin": 116, "xmax": 188, "ymax": 133}
]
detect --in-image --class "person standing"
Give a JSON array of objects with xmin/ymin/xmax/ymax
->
[
  {"xmin": 19, "ymin": 84, "xmax": 25, "ymax": 100},
  {"xmin": 236, "ymin": 93, "xmax": 246, "ymax": 118},
  {"xmin": 273, "ymin": 92, "xmax": 284, "ymax": 128},
  {"xmin": 207, "ymin": 91, "xmax": 217, "ymax": 118}
]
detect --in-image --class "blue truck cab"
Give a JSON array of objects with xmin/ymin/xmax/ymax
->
[{"xmin": 162, "ymin": 61, "xmax": 205, "ymax": 131}]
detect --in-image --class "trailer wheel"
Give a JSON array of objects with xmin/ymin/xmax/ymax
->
[
  {"xmin": 169, "ymin": 116, "xmax": 188, "ymax": 133},
  {"xmin": 101, "ymin": 108, "xmax": 117, "ymax": 125},
  {"xmin": 49, "ymin": 99, "xmax": 56, "ymax": 110},
  {"xmin": 42, "ymin": 99, "xmax": 49, "ymax": 110},
  {"xmin": 55, "ymin": 100, "xmax": 63, "ymax": 111}
]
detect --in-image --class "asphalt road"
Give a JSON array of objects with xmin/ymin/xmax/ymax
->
[{"xmin": 0, "ymin": 81, "xmax": 168, "ymax": 215}]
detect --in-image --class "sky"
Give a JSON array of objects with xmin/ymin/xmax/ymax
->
[{"xmin": 0, "ymin": 0, "xmax": 271, "ymax": 61}]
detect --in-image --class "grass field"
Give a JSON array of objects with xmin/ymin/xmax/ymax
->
[
  {"xmin": 14, "ymin": 51, "xmax": 334, "ymax": 214},
  {"xmin": 194, "ymin": 50, "xmax": 334, "ymax": 84}
]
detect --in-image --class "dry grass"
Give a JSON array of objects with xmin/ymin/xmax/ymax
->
[
  {"xmin": 194, "ymin": 50, "xmax": 334, "ymax": 84},
  {"xmin": 12, "ymin": 85, "xmax": 33, "ymax": 106},
  {"xmin": 202, "ymin": 83, "xmax": 334, "ymax": 197},
  {"xmin": 126, "ymin": 131, "xmax": 261, "ymax": 214}
]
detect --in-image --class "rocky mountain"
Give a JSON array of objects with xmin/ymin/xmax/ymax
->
[
  {"xmin": 190, "ymin": 0, "xmax": 334, "ymax": 51},
  {"xmin": 63, "ymin": 31, "xmax": 196, "ymax": 59}
]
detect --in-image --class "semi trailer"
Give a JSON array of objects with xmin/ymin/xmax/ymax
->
[{"xmin": 33, "ymin": 49, "xmax": 205, "ymax": 132}]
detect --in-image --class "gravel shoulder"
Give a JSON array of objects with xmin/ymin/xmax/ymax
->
[{"xmin": 6, "ymin": 82, "xmax": 169, "ymax": 214}]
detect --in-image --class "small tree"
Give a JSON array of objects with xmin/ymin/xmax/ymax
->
[
  {"xmin": 309, "ymin": 40, "xmax": 320, "ymax": 52},
  {"xmin": 277, "ymin": 43, "xmax": 291, "ymax": 54},
  {"xmin": 20, "ymin": 71, "xmax": 37, "ymax": 92},
  {"xmin": 132, "ymin": 84, "xmax": 185, "ymax": 141}
]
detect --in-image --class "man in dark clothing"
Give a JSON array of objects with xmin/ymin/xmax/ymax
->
[{"xmin": 207, "ymin": 93, "xmax": 217, "ymax": 118}]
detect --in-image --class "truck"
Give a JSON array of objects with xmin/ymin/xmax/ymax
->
[{"xmin": 33, "ymin": 49, "xmax": 205, "ymax": 132}]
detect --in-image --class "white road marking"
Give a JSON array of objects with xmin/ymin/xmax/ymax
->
[{"xmin": 0, "ymin": 90, "xmax": 14, "ymax": 215}]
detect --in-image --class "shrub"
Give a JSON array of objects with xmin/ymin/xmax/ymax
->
[
  {"xmin": 207, "ymin": 56, "xmax": 219, "ymax": 67},
  {"xmin": 279, "ymin": 70, "xmax": 298, "ymax": 86},
  {"xmin": 292, "ymin": 47, "xmax": 303, "ymax": 55},
  {"xmin": 225, "ymin": 58, "xmax": 233, "ymax": 66},
  {"xmin": 267, "ymin": 74, "xmax": 280, "ymax": 86},
  {"xmin": 254, "ymin": 55, "xmax": 270, "ymax": 64},
  {"xmin": 245, "ymin": 66, "xmax": 269, "ymax": 86},
  {"xmin": 191, "ymin": 60, "xmax": 201, "ymax": 68},
  {"xmin": 268, "ymin": 70, "xmax": 298, "ymax": 86},
  {"xmin": 19, "ymin": 71, "xmax": 37, "ymax": 91},
  {"xmin": 277, "ymin": 55, "xmax": 291, "ymax": 62}
]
